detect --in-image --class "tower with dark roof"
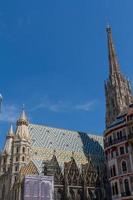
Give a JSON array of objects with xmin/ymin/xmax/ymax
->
[{"xmin": 105, "ymin": 26, "xmax": 133, "ymax": 127}]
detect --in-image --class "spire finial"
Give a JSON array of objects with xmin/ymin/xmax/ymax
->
[
  {"xmin": 17, "ymin": 105, "xmax": 28, "ymax": 126},
  {"xmin": 106, "ymin": 24, "xmax": 111, "ymax": 33},
  {"xmin": 16, "ymin": 106, "xmax": 30, "ymax": 140},
  {"xmin": 8, "ymin": 124, "xmax": 14, "ymax": 135},
  {"xmin": 106, "ymin": 26, "xmax": 120, "ymax": 75},
  {"xmin": 6, "ymin": 124, "xmax": 14, "ymax": 139}
]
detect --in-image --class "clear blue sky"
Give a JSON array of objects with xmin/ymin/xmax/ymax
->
[{"xmin": 0, "ymin": 0, "xmax": 133, "ymax": 149}]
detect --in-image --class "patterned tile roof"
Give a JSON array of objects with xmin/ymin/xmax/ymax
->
[
  {"xmin": 20, "ymin": 161, "xmax": 39, "ymax": 175},
  {"xmin": 28, "ymin": 124, "xmax": 104, "ymax": 173}
]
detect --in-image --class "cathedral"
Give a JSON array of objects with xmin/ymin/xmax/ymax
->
[
  {"xmin": 1, "ymin": 25, "xmax": 133, "ymax": 200},
  {"xmin": 0, "ymin": 108, "xmax": 107, "ymax": 200}
]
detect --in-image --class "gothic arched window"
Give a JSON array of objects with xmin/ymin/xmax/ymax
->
[
  {"xmin": 112, "ymin": 184, "xmax": 115, "ymax": 196},
  {"xmin": 16, "ymin": 147, "xmax": 19, "ymax": 153},
  {"xmin": 22, "ymin": 156, "xmax": 25, "ymax": 162},
  {"xmin": 114, "ymin": 182, "xmax": 118, "ymax": 195},
  {"xmin": 122, "ymin": 161, "xmax": 127, "ymax": 173},
  {"xmin": 113, "ymin": 165, "xmax": 116, "ymax": 176},
  {"xmin": 70, "ymin": 189, "xmax": 75, "ymax": 200},
  {"xmin": 124, "ymin": 179, "xmax": 130, "ymax": 194}
]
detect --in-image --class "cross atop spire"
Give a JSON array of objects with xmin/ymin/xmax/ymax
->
[{"xmin": 106, "ymin": 26, "xmax": 120, "ymax": 75}]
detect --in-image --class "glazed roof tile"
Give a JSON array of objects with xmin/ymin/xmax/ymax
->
[
  {"xmin": 20, "ymin": 161, "xmax": 39, "ymax": 175},
  {"xmin": 28, "ymin": 124, "xmax": 104, "ymax": 173}
]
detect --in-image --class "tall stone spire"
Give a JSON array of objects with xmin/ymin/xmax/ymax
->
[
  {"xmin": 105, "ymin": 26, "xmax": 133, "ymax": 127},
  {"xmin": 11, "ymin": 107, "xmax": 31, "ymax": 185},
  {"xmin": 8, "ymin": 124, "xmax": 14, "ymax": 137},
  {"xmin": 0, "ymin": 125, "xmax": 14, "ymax": 174},
  {"xmin": 3, "ymin": 124, "xmax": 14, "ymax": 154},
  {"xmin": 106, "ymin": 26, "xmax": 120, "ymax": 75}
]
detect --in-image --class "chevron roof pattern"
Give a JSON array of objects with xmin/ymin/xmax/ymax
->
[
  {"xmin": 28, "ymin": 124, "xmax": 104, "ymax": 173},
  {"xmin": 20, "ymin": 161, "xmax": 39, "ymax": 175}
]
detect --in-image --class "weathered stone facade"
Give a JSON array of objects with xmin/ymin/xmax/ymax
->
[
  {"xmin": 43, "ymin": 154, "xmax": 108, "ymax": 200},
  {"xmin": 104, "ymin": 105, "xmax": 133, "ymax": 199}
]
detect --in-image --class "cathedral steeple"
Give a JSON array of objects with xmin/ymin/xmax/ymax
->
[
  {"xmin": 17, "ymin": 107, "xmax": 28, "ymax": 126},
  {"xmin": 3, "ymin": 125, "xmax": 14, "ymax": 155},
  {"xmin": 11, "ymin": 107, "xmax": 31, "ymax": 185},
  {"xmin": 0, "ymin": 125, "xmax": 14, "ymax": 175},
  {"xmin": 106, "ymin": 26, "xmax": 120, "ymax": 75},
  {"xmin": 105, "ymin": 27, "xmax": 133, "ymax": 127},
  {"xmin": 8, "ymin": 124, "xmax": 14, "ymax": 137},
  {"xmin": 16, "ymin": 107, "xmax": 30, "ymax": 140}
]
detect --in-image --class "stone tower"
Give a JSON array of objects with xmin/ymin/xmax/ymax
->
[
  {"xmin": 11, "ymin": 108, "xmax": 31, "ymax": 185},
  {"xmin": 0, "ymin": 125, "xmax": 14, "ymax": 175},
  {"xmin": 105, "ymin": 26, "xmax": 133, "ymax": 127}
]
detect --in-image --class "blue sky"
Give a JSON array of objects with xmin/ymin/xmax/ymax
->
[{"xmin": 0, "ymin": 0, "xmax": 133, "ymax": 149}]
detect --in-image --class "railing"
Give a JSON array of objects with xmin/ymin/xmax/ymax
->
[
  {"xmin": 104, "ymin": 136, "xmax": 127, "ymax": 148},
  {"xmin": 121, "ymin": 191, "xmax": 131, "ymax": 197}
]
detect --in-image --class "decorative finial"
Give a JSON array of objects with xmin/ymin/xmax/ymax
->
[
  {"xmin": 106, "ymin": 24, "xmax": 111, "ymax": 33},
  {"xmin": 8, "ymin": 124, "xmax": 14, "ymax": 137},
  {"xmin": 17, "ymin": 105, "xmax": 28, "ymax": 126}
]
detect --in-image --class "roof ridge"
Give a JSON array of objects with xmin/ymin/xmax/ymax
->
[{"xmin": 29, "ymin": 123, "xmax": 102, "ymax": 138}]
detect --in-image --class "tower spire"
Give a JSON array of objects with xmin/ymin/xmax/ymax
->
[
  {"xmin": 105, "ymin": 27, "xmax": 133, "ymax": 127},
  {"xmin": 8, "ymin": 124, "xmax": 14, "ymax": 137},
  {"xmin": 16, "ymin": 106, "xmax": 30, "ymax": 140},
  {"xmin": 106, "ymin": 26, "xmax": 120, "ymax": 75},
  {"xmin": 17, "ymin": 105, "xmax": 28, "ymax": 126},
  {"xmin": 3, "ymin": 125, "xmax": 14, "ymax": 154}
]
